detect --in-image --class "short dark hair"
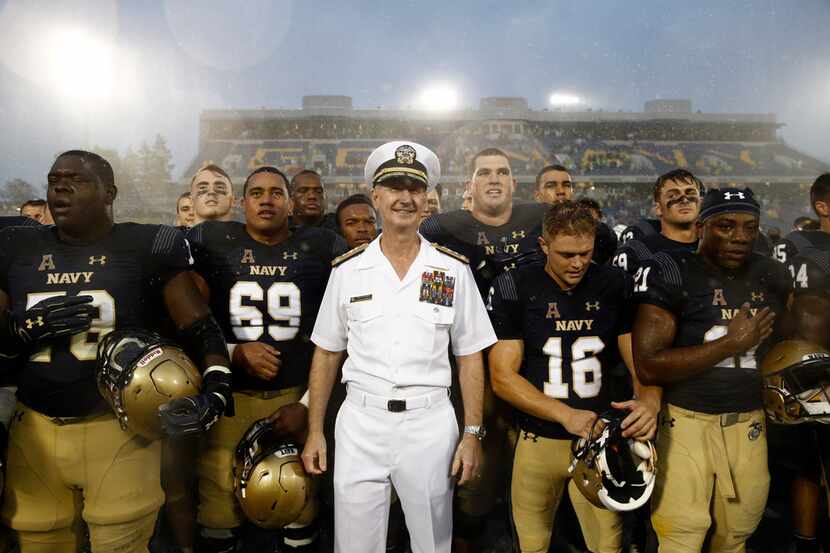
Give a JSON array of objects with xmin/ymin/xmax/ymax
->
[
  {"xmin": 243, "ymin": 166, "xmax": 288, "ymax": 196},
  {"xmin": 469, "ymin": 148, "xmax": 510, "ymax": 177},
  {"xmin": 535, "ymin": 164, "xmax": 571, "ymax": 189},
  {"xmin": 336, "ymin": 194, "xmax": 375, "ymax": 227},
  {"xmin": 56, "ymin": 150, "xmax": 115, "ymax": 189},
  {"xmin": 652, "ymin": 169, "xmax": 704, "ymax": 202},
  {"xmin": 176, "ymin": 192, "xmax": 191, "ymax": 213},
  {"xmin": 794, "ymin": 216, "xmax": 819, "ymax": 230},
  {"xmin": 811, "ymin": 173, "xmax": 830, "ymax": 216},
  {"xmin": 191, "ymin": 163, "xmax": 232, "ymax": 187},
  {"xmin": 543, "ymin": 200, "xmax": 597, "ymax": 239},
  {"xmin": 20, "ymin": 199, "xmax": 46, "ymax": 213},
  {"xmin": 576, "ymin": 197, "xmax": 602, "ymax": 218},
  {"xmin": 290, "ymin": 169, "xmax": 322, "ymax": 194}
]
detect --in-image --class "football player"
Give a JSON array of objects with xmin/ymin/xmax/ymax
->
[
  {"xmin": 488, "ymin": 201, "xmax": 659, "ymax": 553},
  {"xmin": 0, "ymin": 150, "xmax": 233, "ymax": 553},
  {"xmin": 289, "ymin": 170, "xmax": 338, "ymax": 231},
  {"xmin": 770, "ymin": 173, "xmax": 830, "ymax": 553},
  {"xmin": 175, "ymin": 192, "xmax": 196, "ymax": 228},
  {"xmin": 335, "ymin": 194, "xmax": 377, "ymax": 249},
  {"xmin": 18, "ymin": 199, "xmax": 48, "ymax": 223},
  {"xmin": 611, "ymin": 169, "xmax": 703, "ymax": 277},
  {"xmin": 188, "ymin": 166, "xmax": 347, "ymax": 552},
  {"xmin": 633, "ymin": 187, "xmax": 790, "ymax": 553},
  {"xmin": 420, "ymin": 147, "xmax": 546, "ymax": 552},
  {"xmin": 191, "ymin": 164, "xmax": 235, "ymax": 225},
  {"xmin": 533, "ymin": 164, "xmax": 573, "ymax": 205},
  {"xmin": 575, "ymin": 197, "xmax": 618, "ymax": 265},
  {"xmin": 421, "ymin": 185, "xmax": 442, "ymax": 222}
]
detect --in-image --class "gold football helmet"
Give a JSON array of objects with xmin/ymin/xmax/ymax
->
[
  {"xmin": 569, "ymin": 413, "xmax": 657, "ymax": 512},
  {"xmin": 96, "ymin": 330, "xmax": 202, "ymax": 440},
  {"xmin": 234, "ymin": 418, "xmax": 317, "ymax": 529},
  {"xmin": 761, "ymin": 340, "xmax": 830, "ymax": 424}
]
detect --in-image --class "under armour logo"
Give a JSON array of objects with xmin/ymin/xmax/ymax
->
[
  {"xmin": 723, "ymin": 192, "xmax": 745, "ymax": 200},
  {"xmin": 751, "ymin": 291, "xmax": 765, "ymax": 302},
  {"xmin": 88, "ymin": 256, "xmax": 107, "ymax": 265},
  {"xmin": 283, "ymin": 251, "xmax": 298, "ymax": 260},
  {"xmin": 662, "ymin": 416, "xmax": 675, "ymax": 428},
  {"xmin": 511, "ymin": 230, "xmax": 526, "ymax": 239},
  {"xmin": 585, "ymin": 301, "xmax": 600, "ymax": 311},
  {"xmin": 25, "ymin": 316, "xmax": 44, "ymax": 329}
]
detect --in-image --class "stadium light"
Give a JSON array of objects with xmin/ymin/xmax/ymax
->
[
  {"xmin": 418, "ymin": 83, "xmax": 460, "ymax": 112},
  {"xmin": 548, "ymin": 92, "xmax": 582, "ymax": 108},
  {"xmin": 44, "ymin": 28, "xmax": 114, "ymax": 101}
]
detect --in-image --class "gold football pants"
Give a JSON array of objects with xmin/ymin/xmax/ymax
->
[
  {"xmin": 651, "ymin": 404, "xmax": 769, "ymax": 553},
  {"xmin": 511, "ymin": 432, "xmax": 622, "ymax": 553},
  {"xmin": 196, "ymin": 387, "xmax": 303, "ymax": 529},
  {"xmin": 1, "ymin": 404, "xmax": 163, "ymax": 553}
]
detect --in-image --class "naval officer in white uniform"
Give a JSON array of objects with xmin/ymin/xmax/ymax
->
[{"xmin": 301, "ymin": 141, "xmax": 496, "ymax": 553}]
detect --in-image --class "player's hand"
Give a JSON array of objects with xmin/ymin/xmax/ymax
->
[
  {"xmin": 233, "ymin": 342, "xmax": 281, "ymax": 381},
  {"xmin": 563, "ymin": 408, "xmax": 599, "ymax": 439},
  {"xmin": 451, "ymin": 434, "xmax": 483, "ymax": 486},
  {"xmin": 269, "ymin": 402, "xmax": 308, "ymax": 444},
  {"xmin": 301, "ymin": 431, "xmax": 327, "ymax": 474},
  {"xmin": 11, "ymin": 295, "xmax": 95, "ymax": 346},
  {"xmin": 726, "ymin": 303, "xmax": 776, "ymax": 354},
  {"xmin": 613, "ymin": 399, "xmax": 658, "ymax": 440},
  {"xmin": 159, "ymin": 392, "xmax": 226, "ymax": 437}
]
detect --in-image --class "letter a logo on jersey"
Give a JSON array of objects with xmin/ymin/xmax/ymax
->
[
  {"xmin": 240, "ymin": 249, "xmax": 255, "ymax": 264},
  {"xmin": 546, "ymin": 302, "xmax": 560, "ymax": 319},
  {"xmin": 38, "ymin": 254, "xmax": 55, "ymax": 271},
  {"xmin": 712, "ymin": 288, "xmax": 727, "ymax": 306},
  {"xmin": 723, "ymin": 192, "xmax": 745, "ymax": 200},
  {"xmin": 477, "ymin": 232, "xmax": 490, "ymax": 246}
]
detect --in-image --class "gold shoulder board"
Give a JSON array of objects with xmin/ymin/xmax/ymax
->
[
  {"xmin": 432, "ymin": 243, "xmax": 469, "ymax": 264},
  {"xmin": 332, "ymin": 243, "xmax": 369, "ymax": 267}
]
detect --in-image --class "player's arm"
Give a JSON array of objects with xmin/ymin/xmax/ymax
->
[
  {"xmin": 489, "ymin": 340, "xmax": 596, "ymax": 438},
  {"xmin": 614, "ymin": 333, "xmax": 660, "ymax": 440},
  {"xmin": 633, "ymin": 302, "xmax": 774, "ymax": 385}
]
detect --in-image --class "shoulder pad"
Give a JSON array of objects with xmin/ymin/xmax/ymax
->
[
  {"xmin": 432, "ymin": 243, "xmax": 469, "ymax": 264},
  {"xmin": 332, "ymin": 243, "xmax": 368, "ymax": 267}
]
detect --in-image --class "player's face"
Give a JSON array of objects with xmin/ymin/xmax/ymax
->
[
  {"xmin": 699, "ymin": 212, "xmax": 760, "ymax": 270},
  {"xmin": 470, "ymin": 155, "xmax": 515, "ymax": 214},
  {"xmin": 421, "ymin": 189, "xmax": 441, "ymax": 222},
  {"xmin": 539, "ymin": 232, "xmax": 595, "ymax": 290},
  {"xmin": 47, "ymin": 156, "xmax": 112, "ymax": 232},
  {"xmin": 243, "ymin": 172, "xmax": 292, "ymax": 234},
  {"xmin": 291, "ymin": 174, "xmax": 325, "ymax": 218},
  {"xmin": 656, "ymin": 178, "xmax": 701, "ymax": 225},
  {"xmin": 339, "ymin": 203, "xmax": 377, "ymax": 248},
  {"xmin": 461, "ymin": 189, "xmax": 473, "ymax": 211},
  {"xmin": 191, "ymin": 170, "xmax": 233, "ymax": 222},
  {"xmin": 21, "ymin": 205, "xmax": 44, "ymax": 222},
  {"xmin": 176, "ymin": 196, "xmax": 195, "ymax": 227},
  {"xmin": 371, "ymin": 178, "xmax": 426, "ymax": 232},
  {"xmin": 535, "ymin": 169, "xmax": 573, "ymax": 205}
]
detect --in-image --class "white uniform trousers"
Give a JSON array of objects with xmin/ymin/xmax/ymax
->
[{"xmin": 333, "ymin": 386, "xmax": 458, "ymax": 553}]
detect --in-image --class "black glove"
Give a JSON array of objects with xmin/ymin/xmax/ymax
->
[
  {"xmin": 3, "ymin": 295, "xmax": 95, "ymax": 349},
  {"xmin": 158, "ymin": 367, "xmax": 234, "ymax": 438}
]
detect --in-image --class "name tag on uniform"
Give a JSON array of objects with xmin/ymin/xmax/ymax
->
[
  {"xmin": 350, "ymin": 294, "xmax": 373, "ymax": 303},
  {"xmin": 419, "ymin": 270, "xmax": 455, "ymax": 307}
]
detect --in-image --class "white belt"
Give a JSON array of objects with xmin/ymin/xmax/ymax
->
[{"xmin": 346, "ymin": 385, "xmax": 450, "ymax": 412}]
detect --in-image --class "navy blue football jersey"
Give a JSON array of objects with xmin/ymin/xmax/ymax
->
[
  {"xmin": 619, "ymin": 219, "xmax": 661, "ymax": 244},
  {"xmin": 488, "ymin": 262, "xmax": 634, "ymax": 439},
  {"xmin": 633, "ymin": 250, "xmax": 791, "ymax": 414},
  {"xmin": 610, "ymin": 232, "xmax": 698, "ymax": 276},
  {"xmin": 420, "ymin": 203, "xmax": 546, "ymax": 296},
  {"xmin": 0, "ymin": 224, "xmax": 191, "ymax": 417},
  {"xmin": 188, "ymin": 221, "xmax": 347, "ymax": 391},
  {"xmin": 773, "ymin": 230, "xmax": 830, "ymax": 265}
]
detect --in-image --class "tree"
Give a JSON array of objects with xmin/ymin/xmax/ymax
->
[{"xmin": 1, "ymin": 178, "xmax": 38, "ymax": 206}]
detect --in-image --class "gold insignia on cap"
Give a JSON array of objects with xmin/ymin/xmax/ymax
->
[{"xmin": 395, "ymin": 145, "xmax": 417, "ymax": 165}]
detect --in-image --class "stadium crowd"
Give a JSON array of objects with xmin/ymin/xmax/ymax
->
[{"xmin": 0, "ymin": 142, "xmax": 829, "ymax": 553}]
